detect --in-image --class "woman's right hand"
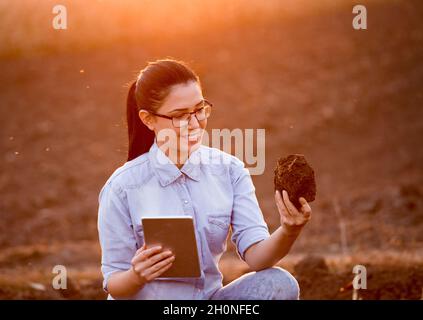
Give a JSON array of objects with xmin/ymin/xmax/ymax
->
[{"xmin": 130, "ymin": 244, "xmax": 175, "ymax": 286}]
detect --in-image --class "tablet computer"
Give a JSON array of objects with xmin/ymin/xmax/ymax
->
[{"xmin": 141, "ymin": 216, "xmax": 201, "ymax": 278}]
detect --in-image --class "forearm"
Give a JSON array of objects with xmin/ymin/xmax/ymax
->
[
  {"xmin": 244, "ymin": 225, "xmax": 302, "ymax": 271},
  {"xmin": 107, "ymin": 268, "xmax": 145, "ymax": 299}
]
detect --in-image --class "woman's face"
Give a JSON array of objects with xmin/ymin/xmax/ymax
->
[{"xmin": 139, "ymin": 81, "xmax": 207, "ymax": 155}]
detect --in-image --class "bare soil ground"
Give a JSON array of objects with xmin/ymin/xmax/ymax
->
[{"xmin": 0, "ymin": 0, "xmax": 422, "ymax": 299}]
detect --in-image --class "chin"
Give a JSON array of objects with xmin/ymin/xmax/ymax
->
[
  {"xmin": 182, "ymin": 140, "xmax": 201, "ymax": 153},
  {"xmin": 188, "ymin": 141, "xmax": 201, "ymax": 151},
  {"xmin": 176, "ymin": 136, "xmax": 201, "ymax": 154}
]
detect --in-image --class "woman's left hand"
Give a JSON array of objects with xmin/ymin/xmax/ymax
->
[{"xmin": 275, "ymin": 189, "xmax": 312, "ymax": 234}]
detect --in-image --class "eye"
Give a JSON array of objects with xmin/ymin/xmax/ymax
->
[{"xmin": 174, "ymin": 113, "xmax": 190, "ymax": 119}]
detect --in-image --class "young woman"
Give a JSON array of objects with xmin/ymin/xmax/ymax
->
[{"xmin": 97, "ymin": 58, "xmax": 312, "ymax": 300}]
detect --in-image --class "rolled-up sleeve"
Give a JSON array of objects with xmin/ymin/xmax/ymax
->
[
  {"xmin": 230, "ymin": 158, "xmax": 270, "ymax": 261},
  {"xmin": 97, "ymin": 181, "xmax": 137, "ymax": 293}
]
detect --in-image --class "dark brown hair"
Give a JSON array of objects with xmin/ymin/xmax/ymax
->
[{"xmin": 126, "ymin": 58, "xmax": 200, "ymax": 161}]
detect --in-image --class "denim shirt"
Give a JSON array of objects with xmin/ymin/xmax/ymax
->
[{"xmin": 97, "ymin": 140, "xmax": 270, "ymax": 299}]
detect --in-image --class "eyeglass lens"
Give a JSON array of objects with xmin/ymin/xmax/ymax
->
[{"xmin": 172, "ymin": 103, "xmax": 211, "ymax": 127}]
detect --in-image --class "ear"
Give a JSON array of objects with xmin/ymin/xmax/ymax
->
[{"xmin": 138, "ymin": 110, "xmax": 155, "ymax": 131}]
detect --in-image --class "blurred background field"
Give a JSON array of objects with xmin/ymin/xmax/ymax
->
[{"xmin": 0, "ymin": 0, "xmax": 422, "ymax": 299}]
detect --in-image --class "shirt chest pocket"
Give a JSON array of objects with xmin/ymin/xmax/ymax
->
[{"xmin": 205, "ymin": 212, "xmax": 231, "ymax": 255}]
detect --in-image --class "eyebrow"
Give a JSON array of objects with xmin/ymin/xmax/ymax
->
[{"xmin": 168, "ymin": 100, "xmax": 204, "ymax": 114}]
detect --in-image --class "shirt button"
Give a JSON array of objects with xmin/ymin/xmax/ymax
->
[{"xmin": 184, "ymin": 200, "xmax": 189, "ymax": 204}]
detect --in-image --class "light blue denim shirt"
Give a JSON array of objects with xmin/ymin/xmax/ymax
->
[{"xmin": 97, "ymin": 139, "xmax": 270, "ymax": 299}]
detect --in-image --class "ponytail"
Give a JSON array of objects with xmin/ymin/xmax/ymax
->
[{"xmin": 126, "ymin": 81, "xmax": 155, "ymax": 161}]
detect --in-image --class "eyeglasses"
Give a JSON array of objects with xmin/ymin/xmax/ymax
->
[{"xmin": 149, "ymin": 99, "xmax": 213, "ymax": 128}]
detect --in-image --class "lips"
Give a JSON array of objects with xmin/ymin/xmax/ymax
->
[{"xmin": 181, "ymin": 129, "xmax": 202, "ymax": 142}]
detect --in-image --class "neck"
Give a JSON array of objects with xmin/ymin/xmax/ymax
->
[{"xmin": 157, "ymin": 141, "xmax": 195, "ymax": 169}]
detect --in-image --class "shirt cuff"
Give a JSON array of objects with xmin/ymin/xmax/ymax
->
[
  {"xmin": 236, "ymin": 227, "xmax": 270, "ymax": 261},
  {"xmin": 102, "ymin": 269, "xmax": 125, "ymax": 294}
]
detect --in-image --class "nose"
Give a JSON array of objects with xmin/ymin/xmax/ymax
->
[{"xmin": 188, "ymin": 113, "xmax": 200, "ymax": 129}]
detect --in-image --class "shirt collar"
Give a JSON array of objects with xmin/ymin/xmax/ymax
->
[{"xmin": 148, "ymin": 138, "xmax": 202, "ymax": 187}]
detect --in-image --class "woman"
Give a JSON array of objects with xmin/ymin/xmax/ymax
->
[{"xmin": 97, "ymin": 58, "xmax": 312, "ymax": 300}]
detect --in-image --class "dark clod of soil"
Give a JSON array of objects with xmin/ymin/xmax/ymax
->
[
  {"xmin": 294, "ymin": 255, "xmax": 329, "ymax": 276},
  {"xmin": 274, "ymin": 154, "xmax": 316, "ymax": 209}
]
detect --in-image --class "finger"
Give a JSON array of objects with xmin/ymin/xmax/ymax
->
[
  {"xmin": 144, "ymin": 256, "xmax": 175, "ymax": 280},
  {"xmin": 276, "ymin": 191, "xmax": 296, "ymax": 224},
  {"xmin": 142, "ymin": 245, "xmax": 163, "ymax": 259},
  {"xmin": 301, "ymin": 210, "xmax": 311, "ymax": 221},
  {"xmin": 281, "ymin": 214, "xmax": 296, "ymax": 226},
  {"xmin": 147, "ymin": 255, "xmax": 175, "ymax": 274},
  {"xmin": 146, "ymin": 260, "xmax": 174, "ymax": 281},
  {"xmin": 148, "ymin": 263, "xmax": 173, "ymax": 281},
  {"xmin": 132, "ymin": 253, "xmax": 144, "ymax": 266},
  {"xmin": 135, "ymin": 243, "xmax": 146, "ymax": 256},
  {"xmin": 299, "ymin": 197, "xmax": 312, "ymax": 215},
  {"xmin": 132, "ymin": 244, "xmax": 147, "ymax": 265},
  {"xmin": 277, "ymin": 201, "xmax": 296, "ymax": 227},
  {"xmin": 282, "ymin": 190, "xmax": 300, "ymax": 216},
  {"xmin": 280, "ymin": 191, "xmax": 295, "ymax": 221},
  {"xmin": 275, "ymin": 190, "xmax": 290, "ymax": 216},
  {"xmin": 133, "ymin": 251, "xmax": 174, "ymax": 275},
  {"xmin": 132, "ymin": 245, "xmax": 162, "ymax": 265},
  {"xmin": 299, "ymin": 197, "xmax": 312, "ymax": 219},
  {"xmin": 142, "ymin": 250, "xmax": 174, "ymax": 269}
]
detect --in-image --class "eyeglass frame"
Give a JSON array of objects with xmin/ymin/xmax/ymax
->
[{"xmin": 146, "ymin": 99, "xmax": 213, "ymax": 128}]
